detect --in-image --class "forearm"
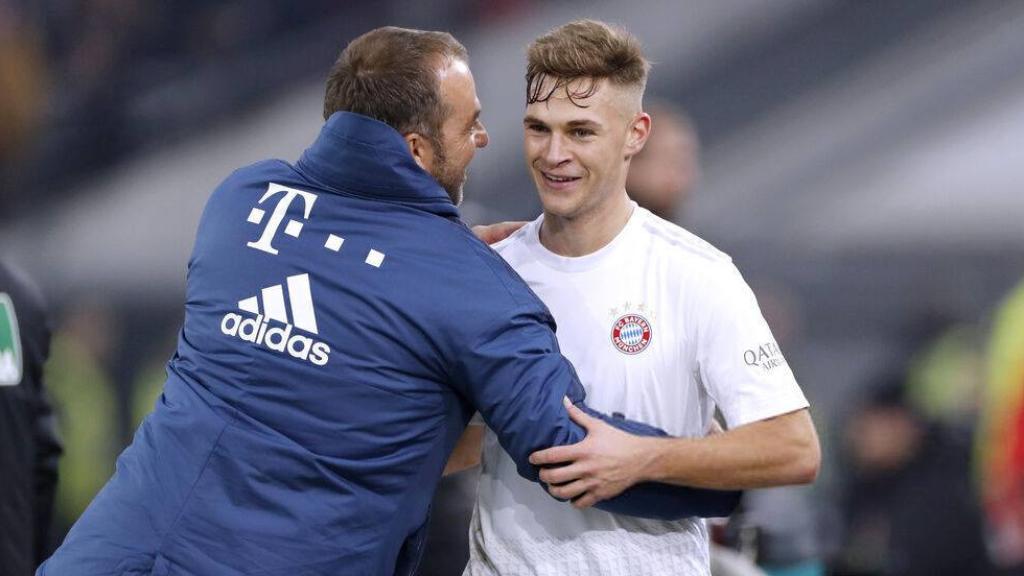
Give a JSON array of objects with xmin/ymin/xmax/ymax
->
[
  {"xmin": 642, "ymin": 409, "xmax": 820, "ymax": 490},
  {"xmin": 540, "ymin": 403, "xmax": 741, "ymax": 519},
  {"xmin": 444, "ymin": 424, "xmax": 483, "ymax": 476}
]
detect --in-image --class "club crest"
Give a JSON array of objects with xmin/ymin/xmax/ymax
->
[{"xmin": 611, "ymin": 314, "xmax": 652, "ymax": 355}]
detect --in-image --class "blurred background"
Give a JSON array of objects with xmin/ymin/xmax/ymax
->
[{"xmin": 2, "ymin": 0, "xmax": 1024, "ymax": 574}]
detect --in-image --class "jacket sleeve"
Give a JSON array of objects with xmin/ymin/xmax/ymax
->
[
  {"xmin": 33, "ymin": 388, "xmax": 61, "ymax": 564},
  {"xmin": 577, "ymin": 405, "xmax": 741, "ymax": 519},
  {"xmin": 23, "ymin": 273, "xmax": 62, "ymax": 564},
  {"xmin": 450, "ymin": 304, "xmax": 740, "ymax": 519},
  {"xmin": 1, "ymin": 262, "xmax": 63, "ymax": 563}
]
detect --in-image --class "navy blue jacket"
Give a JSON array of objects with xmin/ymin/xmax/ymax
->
[{"xmin": 39, "ymin": 113, "xmax": 737, "ymax": 576}]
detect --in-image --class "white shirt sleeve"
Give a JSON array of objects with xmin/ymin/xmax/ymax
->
[{"xmin": 695, "ymin": 263, "xmax": 809, "ymax": 428}]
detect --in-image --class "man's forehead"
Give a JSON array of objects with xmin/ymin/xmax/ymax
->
[
  {"xmin": 526, "ymin": 76, "xmax": 633, "ymax": 121},
  {"xmin": 438, "ymin": 57, "xmax": 472, "ymax": 80},
  {"xmin": 533, "ymin": 74, "xmax": 608, "ymax": 101},
  {"xmin": 525, "ymin": 100, "xmax": 601, "ymax": 123},
  {"xmin": 438, "ymin": 58, "xmax": 480, "ymax": 115}
]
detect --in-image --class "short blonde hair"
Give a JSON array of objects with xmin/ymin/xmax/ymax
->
[{"xmin": 526, "ymin": 20, "xmax": 650, "ymax": 106}]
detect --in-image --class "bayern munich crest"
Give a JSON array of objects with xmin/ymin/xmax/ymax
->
[{"xmin": 611, "ymin": 314, "xmax": 652, "ymax": 355}]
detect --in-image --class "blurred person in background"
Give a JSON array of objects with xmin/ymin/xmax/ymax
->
[
  {"xmin": 463, "ymin": 20, "xmax": 817, "ymax": 576},
  {"xmin": 0, "ymin": 1, "xmax": 47, "ymax": 215},
  {"xmin": 42, "ymin": 303, "xmax": 120, "ymax": 536},
  {"xmin": 0, "ymin": 260, "xmax": 63, "ymax": 575},
  {"xmin": 38, "ymin": 25, "xmax": 735, "ymax": 576},
  {"xmin": 2, "ymin": 1, "xmax": 369, "ymax": 223},
  {"xmin": 0, "ymin": 2, "xmax": 46, "ymax": 157},
  {"xmin": 624, "ymin": 99, "xmax": 700, "ymax": 222},
  {"xmin": 833, "ymin": 372, "xmax": 993, "ymax": 576},
  {"xmin": 978, "ymin": 278, "xmax": 1024, "ymax": 574},
  {"xmin": 905, "ymin": 323, "xmax": 986, "ymax": 431}
]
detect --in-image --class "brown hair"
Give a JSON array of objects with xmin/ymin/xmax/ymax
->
[
  {"xmin": 323, "ymin": 27, "xmax": 468, "ymax": 144},
  {"xmin": 526, "ymin": 20, "xmax": 650, "ymax": 107}
]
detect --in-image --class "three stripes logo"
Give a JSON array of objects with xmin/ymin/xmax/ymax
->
[{"xmin": 220, "ymin": 273, "xmax": 331, "ymax": 366}]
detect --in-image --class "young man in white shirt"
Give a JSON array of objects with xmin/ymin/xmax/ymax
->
[{"xmin": 460, "ymin": 20, "xmax": 820, "ymax": 575}]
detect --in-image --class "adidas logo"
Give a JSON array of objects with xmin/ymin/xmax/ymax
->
[{"xmin": 220, "ymin": 273, "xmax": 331, "ymax": 366}]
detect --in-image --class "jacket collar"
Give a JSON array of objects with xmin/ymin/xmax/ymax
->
[{"xmin": 296, "ymin": 112, "xmax": 459, "ymax": 219}]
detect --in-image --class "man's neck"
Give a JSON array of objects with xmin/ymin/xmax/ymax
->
[{"xmin": 539, "ymin": 191, "xmax": 633, "ymax": 257}]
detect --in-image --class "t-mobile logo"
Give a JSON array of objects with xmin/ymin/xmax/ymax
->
[{"xmin": 246, "ymin": 183, "xmax": 318, "ymax": 255}]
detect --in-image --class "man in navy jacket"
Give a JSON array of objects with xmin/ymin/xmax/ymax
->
[{"xmin": 39, "ymin": 27, "xmax": 736, "ymax": 576}]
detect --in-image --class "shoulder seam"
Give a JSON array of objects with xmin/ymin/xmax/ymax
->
[
  {"xmin": 490, "ymin": 224, "xmax": 532, "ymax": 254},
  {"xmin": 640, "ymin": 217, "xmax": 731, "ymax": 264}
]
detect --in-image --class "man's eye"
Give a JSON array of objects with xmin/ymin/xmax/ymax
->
[
  {"xmin": 527, "ymin": 124, "xmax": 548, "ymax": 133},
  {"xmin": 571, "ymin": 129, "xmax": 594, "ymax": 138}
]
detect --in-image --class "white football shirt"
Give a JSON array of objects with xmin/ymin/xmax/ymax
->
[{"xmin": 464, "ymin": 204, "xmax": 809, "ymax": 576}]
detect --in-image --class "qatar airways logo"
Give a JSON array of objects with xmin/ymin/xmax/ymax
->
[
  {"xmin": 220, "ymin": 273, "xmax": 330, "ymax": 366},
  {"xmin": 743, "ymin": 341, "xmax": 787, "ymax": 372}
]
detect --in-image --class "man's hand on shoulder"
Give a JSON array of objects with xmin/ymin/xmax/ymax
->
[
  {"xmin": 529, "ymin": 399, "xmax": 655, "ymax": 509},
  {"xmin": 472, "ymin": 221, "xmax": 527, "ymax": 245}
]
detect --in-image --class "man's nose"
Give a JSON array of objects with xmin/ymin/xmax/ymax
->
[{"xmin": 543, "ymin": 135, "xmax": 569, "ymax": 166}]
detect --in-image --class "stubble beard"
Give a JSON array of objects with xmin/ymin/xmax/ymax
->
[{"xmin": 431, "ymin": 142, "xmax": 467, "ymax": 206}]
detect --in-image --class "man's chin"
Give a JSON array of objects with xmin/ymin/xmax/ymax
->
[
  {"xmin": 538, "ymin": 194, "xmax": 580, "ymax": 220},
  {"xmin": 446, "ymin": 174, "xmax": 468, "ymax": 206},
  {"xmin": 443, "ymin": 184, "xmax": 464, "ymax": 206}
]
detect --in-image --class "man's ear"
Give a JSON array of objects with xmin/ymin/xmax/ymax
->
[
  {"xmin": 624, "ymin": 112, "xmax": 652, "ymax": 159},
  {"xmin": 404, "ymin": 132, "xmax": 436, "ymax": 173}
]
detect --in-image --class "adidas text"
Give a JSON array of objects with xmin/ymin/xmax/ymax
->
[{"xmin": 221, "ymin": 312, "xmax": 331, "ymax": 366}]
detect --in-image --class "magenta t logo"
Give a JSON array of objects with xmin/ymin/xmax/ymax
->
[{"xmin": 245, "ymin": 183, "xmax": 318, "ymax": 255}]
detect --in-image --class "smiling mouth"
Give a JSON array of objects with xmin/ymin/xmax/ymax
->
[{"xmin": 540, "ymin": 171, "xmax": 582, "ymax": 184}]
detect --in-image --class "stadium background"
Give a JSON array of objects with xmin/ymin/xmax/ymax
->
[{"xmin": 2, "ymin": 0, "xmax": 1024, "ymax": 574}]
